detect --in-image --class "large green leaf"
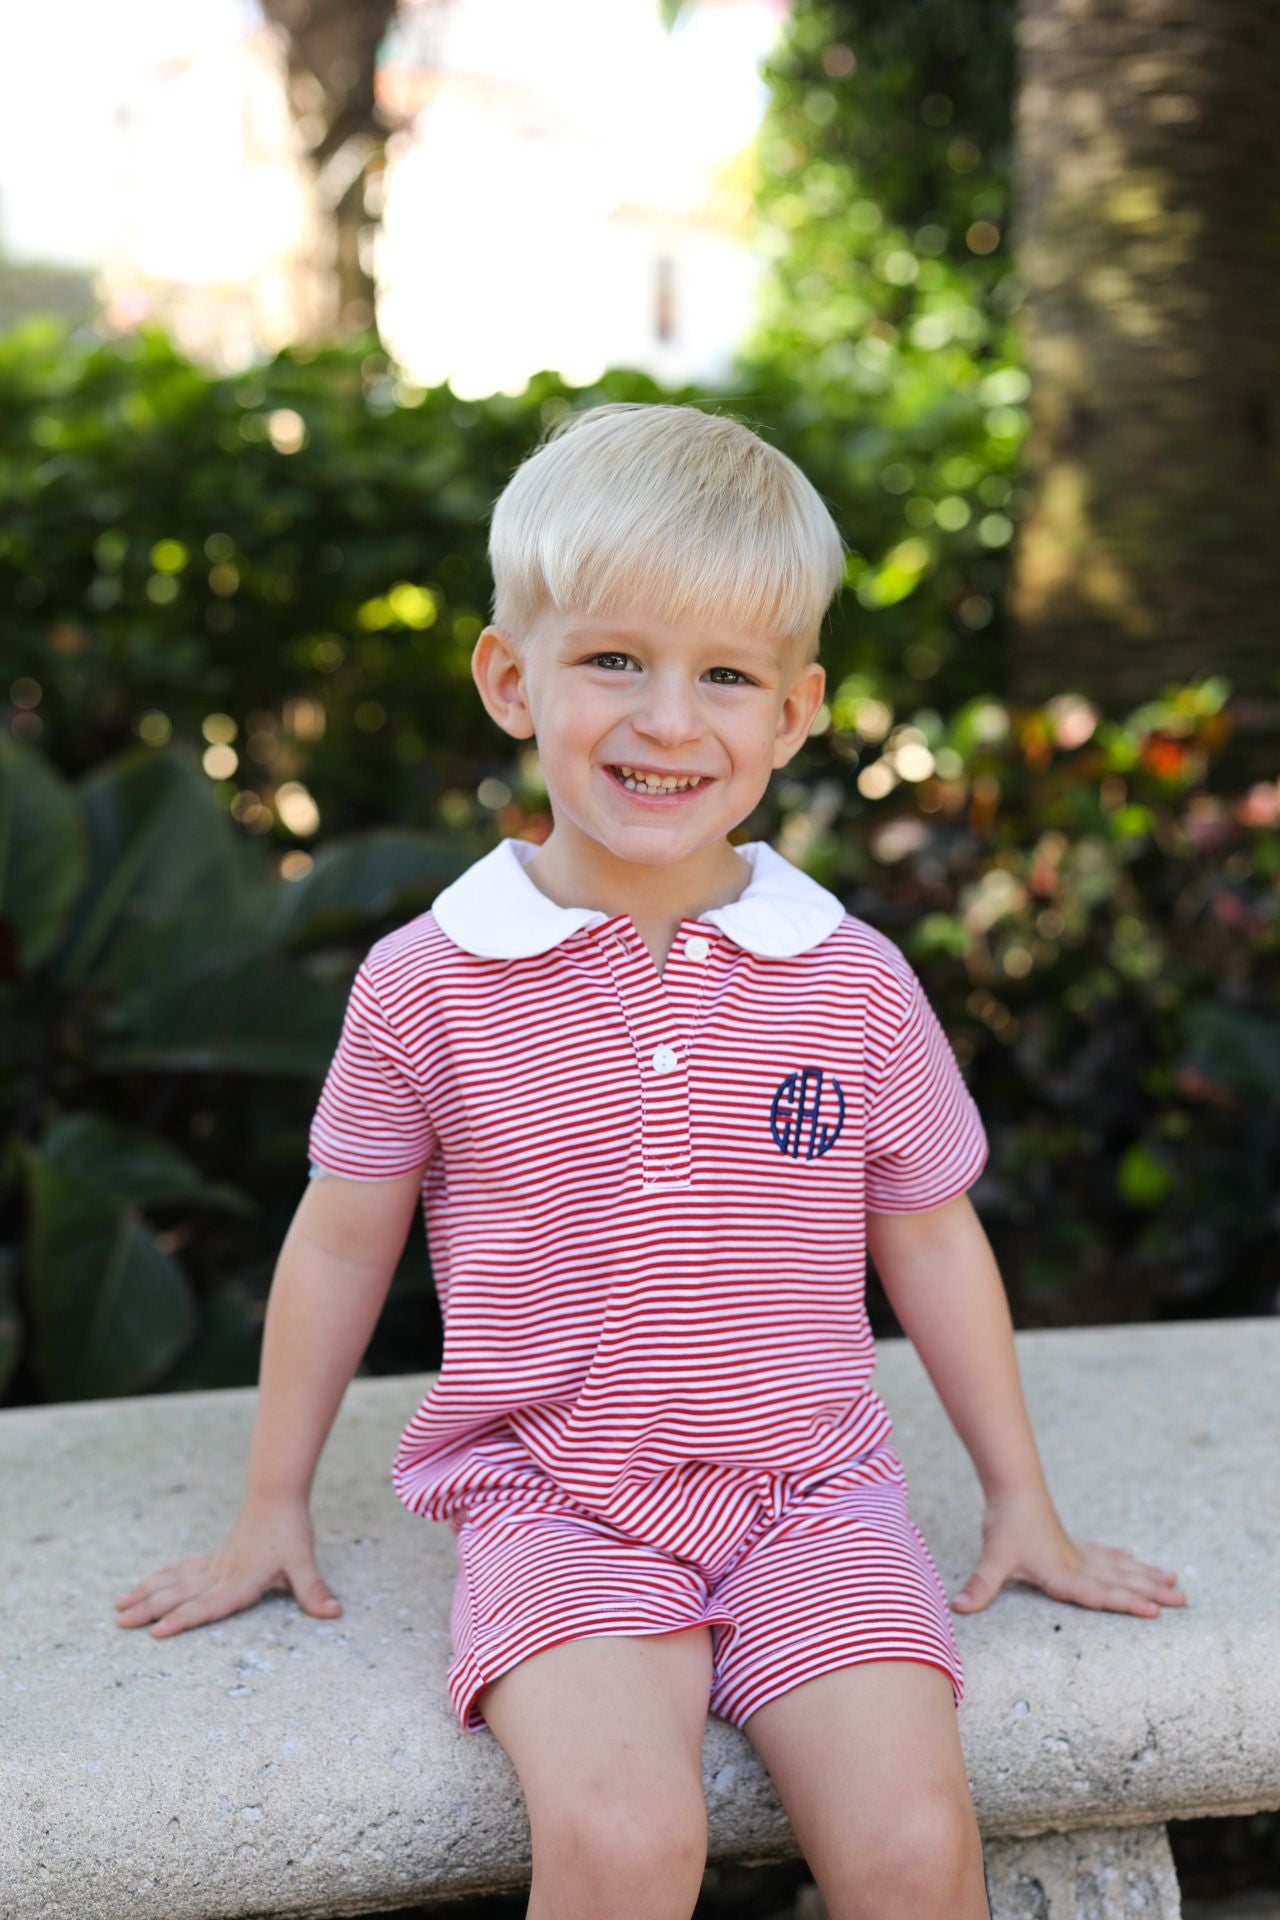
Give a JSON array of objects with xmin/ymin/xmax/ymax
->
[
  {"xmin": 86, "ymin": 910, "xmax": 346, "ymax": 1073},
  {"xmin": 39, "ymin": 1111, "xmax": 257, "ymax": 1215},
  {"xmin": 0, "ymin": 737, "xmax": 87, "ymax": 973},
  {"xmin": 80, "ymin": 828, "xmax": 466, "ymax": 1072},
  {"xmin": 156, "ymin": 1275, "xmax": 268, "ymax": 1391},
  {"xmin": 21, "ymin": 1141, "xmax": 198, "ymax": 1399},
  {"xmin": 263, "ymin": 827, "xmax": 466, "ymax": 944},
  {"xmin": 53, "ymin": 742, "xmax": 240, "ymax": 991}
]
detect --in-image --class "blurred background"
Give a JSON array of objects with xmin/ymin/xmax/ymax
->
[
  {"xmin": 2, "ymin": 1, "xmax": 1278, "ymax": 1909},
  {"xmin": 0, "ymin": 0, "xmax": 783, "ymax": 390}
]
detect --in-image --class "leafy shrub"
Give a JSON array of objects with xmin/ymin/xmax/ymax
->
[{"xmin": 0, "ymin": 730, "xmax": 465, "ymax": 1404}]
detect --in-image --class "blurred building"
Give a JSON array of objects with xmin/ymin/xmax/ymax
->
[
  {"xmin": 74, "ymin": 0, "xmax": 784, "ymax": 390},
  {"xmin": 96, "ymin": 21, "xmax": 324, "ymax": 369},
  {"xmin": 374, "ymin": 0, "xmax": 783, "ymax": 394}
]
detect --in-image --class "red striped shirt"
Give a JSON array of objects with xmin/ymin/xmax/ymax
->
[{"xmin": 308, "ymin": 836, "xmax": 989, "ymax": 1531}]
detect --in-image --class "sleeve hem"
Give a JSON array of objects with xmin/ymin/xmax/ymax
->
[
  {"xmin": 863, "ymin": 1132, "xmax": 989, "ymax": 1217},
  {"xmin": 308, "ymin": 1157, "xmax": 429, "ymax": 1183}
]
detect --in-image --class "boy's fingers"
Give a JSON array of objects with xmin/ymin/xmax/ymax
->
[
  {"xmin": 1097, "ymin": 1547, "xmax": 1181, "ymax": 1586},
  {"xmin": 1122, "ymin": 1571, "xmax": 1187, "ymax": 1605},
  {"xmin": 1085, "ymin": 1553, "xmax": 1187, "ymax": 1606},
  {"xmin": 116, "ymin": 1574, "xmax": 198, "ymax": 1623},
  {"xmin": 148, "ymin": 1578, "xmax": 263, "ymax": 1637},
  {"xmin": 119, "ymin": 1576, "xmax": 215, "ymax": 1628},
  {"xmin": 149, "ymin": 1602, "xmax": 216, "ymax": 1638},
  {"xmin": 288, "ymin": 1561, "xmax": 342, "ymax": 1614},
  {"xmin": 1053, "ymin": 1572, "xmax": 1162, "ymax": 1617},
  {"xmin": 115, "ymin": 1555, "xmax": 211, "ymax": 1606}
]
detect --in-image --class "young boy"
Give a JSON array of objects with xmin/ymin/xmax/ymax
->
[{"xmin": 115, "ymin": 403, "xmax": 1185, "ymax": 1920}]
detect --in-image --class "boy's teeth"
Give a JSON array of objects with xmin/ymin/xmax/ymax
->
[{"xmin": 615, "ymin": 765, "xmax": 704, "ymax": 791}]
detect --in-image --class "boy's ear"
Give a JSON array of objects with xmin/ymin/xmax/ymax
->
[
  {"xmin": 771, "ymin": 660, "xmax": 827, "ymax": 769},
  {"xmin": 471, "ymin": 625, "xmax": 536, "ymax": 741}
]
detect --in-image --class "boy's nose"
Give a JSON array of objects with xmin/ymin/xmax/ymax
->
[{"xmin": 634, "ymin": 688, "xmax": 704, "ymax": 742}]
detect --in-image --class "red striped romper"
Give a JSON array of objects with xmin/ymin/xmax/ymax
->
[{"xmin": 307, "ymin": 835, "xmax": 990, "ymax": 1734}]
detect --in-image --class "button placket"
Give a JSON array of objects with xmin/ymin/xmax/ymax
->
[{"xmin": 604, "ymin": 924, "xmax": 705, "ymax": 1188}]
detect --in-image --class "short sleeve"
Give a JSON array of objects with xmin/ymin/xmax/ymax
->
[
  {"xmin": 864, "ymin": 968, "xmax": 988, "ymax": 1213},
  {"xmin": 307, "ymin": 956, "xmax": 438, "ymax": 1182}
]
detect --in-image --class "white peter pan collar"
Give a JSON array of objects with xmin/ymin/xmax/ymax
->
[{"xmin": 430, "ymin": 835, "xmax": 847, "ymax": 961}]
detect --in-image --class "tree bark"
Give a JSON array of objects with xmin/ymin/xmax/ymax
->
[
  {"xmin": 260, "ymin": 0, "xmax": 400, "ymax": 341},
  {"xmin": 1007, "ymin": 0, "xmax": 1280, "ymax": 790}
]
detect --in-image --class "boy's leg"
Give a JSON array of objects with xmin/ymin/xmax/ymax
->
[
  {"xmin": 740, "ymin": 1658, "xmax": 989, "ymax": 1920},
  {"xmin": 476, "ymin": 1625, "xmax": 715, "ymax": 1920}
]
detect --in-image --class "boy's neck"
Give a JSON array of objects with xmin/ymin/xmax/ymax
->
[{"xmin": 522, "ymin": 827, "xmax": 754, "ymax": 931}]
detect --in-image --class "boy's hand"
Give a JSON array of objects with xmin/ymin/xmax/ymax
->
[
  {"xmin": 949, "ymin": 1486, "xmax": 1188, "ymax": 1619},
  {"xmin": 113, "ymin": 1493, "xmax": 344, "ymax": 1638}
]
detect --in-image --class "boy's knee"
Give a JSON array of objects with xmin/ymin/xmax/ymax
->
[
  {"xmin": 537, "ymin": 1778, "xmax": 708, "ymax": 1900},
  {"xmin": 855, "ymin": 1784, "xmax": 983, "ymax": 1905}
]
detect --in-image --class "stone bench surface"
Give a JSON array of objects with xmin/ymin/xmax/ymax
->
[{"xmin": 4, "ymin": 1317, "xmax": 1278, "ymax": 1919}]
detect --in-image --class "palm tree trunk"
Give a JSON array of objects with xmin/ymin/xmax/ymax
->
[
  {"xmin": 261, "ymin": 0, "xmax": 399, "ymax": 340},
  {"xmin": 1008, "ymin": 0, "xmax": 1280, "ymax": 790}
]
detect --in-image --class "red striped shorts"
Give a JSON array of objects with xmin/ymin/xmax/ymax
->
[{"xmin": 444, "ymin": 1437, "xmax": 964, "ymax": 1733}]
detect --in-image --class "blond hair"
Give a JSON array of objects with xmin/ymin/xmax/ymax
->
[{"xmin": 487, "ymin": 401, "xmax": 846, "ymax": 666}]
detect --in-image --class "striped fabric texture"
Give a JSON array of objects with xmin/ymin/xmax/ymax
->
[{"xmin": 308, "ymin": 836, "xmax": 989, "ymax": 1730}]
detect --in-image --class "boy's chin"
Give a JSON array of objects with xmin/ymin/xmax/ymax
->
[{"xmin": 588, "ymin": 822, "xmax": 748, "ymax": 868}]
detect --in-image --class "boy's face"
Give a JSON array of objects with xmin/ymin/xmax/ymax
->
[{"xmin": 471, "ymin": 604, "xmax": 826, "ymax": 867}]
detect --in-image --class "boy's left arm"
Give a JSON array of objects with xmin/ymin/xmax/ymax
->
[{"xmin": 868, "ymin": 1194, "xmax": 1187, "ymax": 1619}]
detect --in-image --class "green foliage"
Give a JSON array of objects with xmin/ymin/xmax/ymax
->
[
  {"xmin": 0, "ymin": 317, "xmax": 544, "ymax": 833},
  {"xmin": 0, "ymin": 729, "xmax": 464, "ymax": 1403},
  {"xmin": 746, "ymin": 0, "xmax": 1016, "ymax": 360},
  {"xmin": 727, "ymin": 0, "xmax": 1022, "ymax": 700}
]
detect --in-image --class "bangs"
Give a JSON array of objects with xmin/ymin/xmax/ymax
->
[{"xmin": 488, "ymin": 403, "xmax": 845, "ymax": 660}]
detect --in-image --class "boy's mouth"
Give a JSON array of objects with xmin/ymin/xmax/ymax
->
[{"xmin": 602, "ymin": 763, "xmax": 713, "ymax": 803}]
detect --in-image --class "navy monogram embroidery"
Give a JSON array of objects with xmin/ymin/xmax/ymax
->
[{"xmin": 769, "ymin": 1067, "xmax": 846, "ymax": 1159}]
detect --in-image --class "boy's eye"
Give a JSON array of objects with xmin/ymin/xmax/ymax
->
[{"xmin": 585, "ymin": 652, "xmax": 751, "ymax": 686}]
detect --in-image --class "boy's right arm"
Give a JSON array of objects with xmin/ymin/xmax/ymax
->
[{"xmin": 113, "ymin": 1164, "xmax": 427, "ymax": 1637}]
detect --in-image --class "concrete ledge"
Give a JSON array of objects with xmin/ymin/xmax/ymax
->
[{"xmin": 4, "ymin": 1318, "xmax": 1278, "ymax": 1918}]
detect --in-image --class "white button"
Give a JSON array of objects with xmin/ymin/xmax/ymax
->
[
  {"xmin": 684, "ymin": 935, "xmax": 710, "ymax": 961},
  {"xmin": 650, "ymin": 1044, "xmax": 679, "ymax": 1073}
]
